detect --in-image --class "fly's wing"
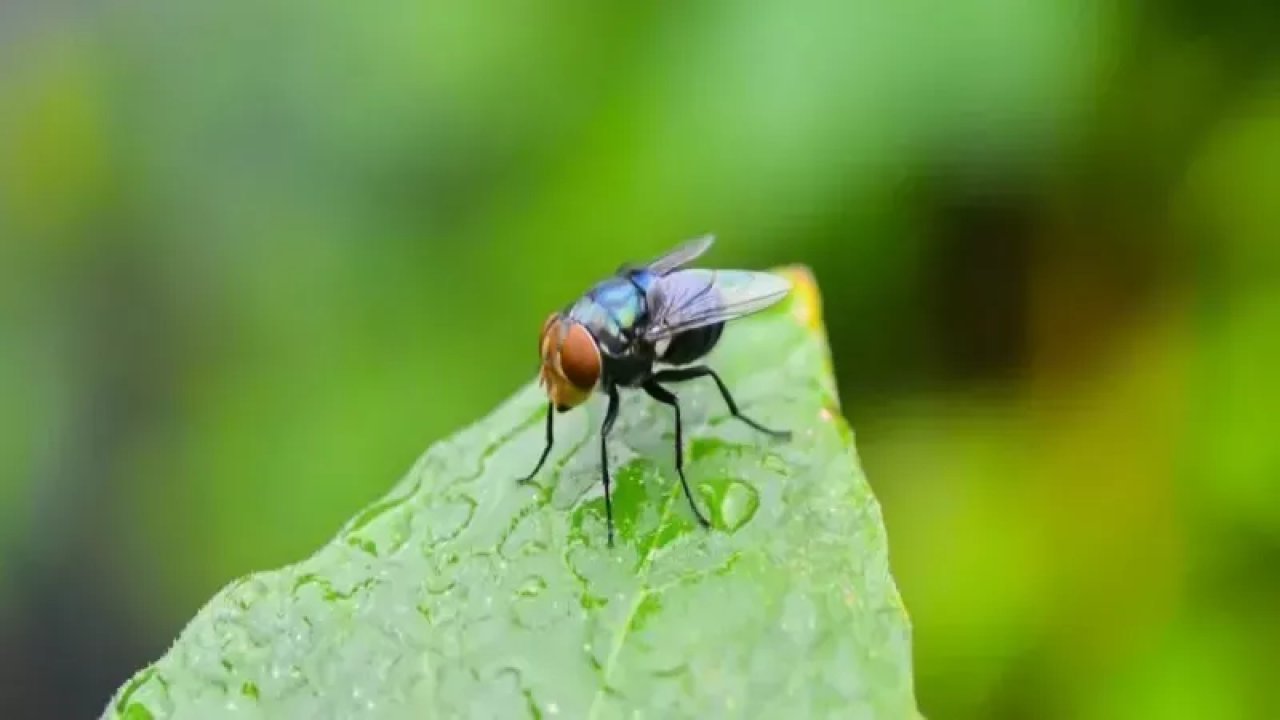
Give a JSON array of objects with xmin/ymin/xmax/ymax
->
[
  {"xmin": 641, "ymin": 234, "xmax": 715, "ymax": 275},
  {"xmin": 642, "ymin": 269, "xmax": 791, "ymax": 341}
]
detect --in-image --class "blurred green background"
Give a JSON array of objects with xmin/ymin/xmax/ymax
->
[{"xmin": 2, "ymin": 1, "xmax": 1278, "ymax": 717}]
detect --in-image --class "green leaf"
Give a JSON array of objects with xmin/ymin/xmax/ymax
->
[{"xmin": 103, "ymin": 267, "xmax": 918, "ymax": 719}]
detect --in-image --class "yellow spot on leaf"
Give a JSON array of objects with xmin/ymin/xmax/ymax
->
[{"xmin": 774, "ymin": 265, "xmax": 824, "ymax": 333}]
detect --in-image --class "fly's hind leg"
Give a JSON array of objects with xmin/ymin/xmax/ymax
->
[{"xmin": 650, "ymin": 366, "xmax": 791, "ymax": 440}]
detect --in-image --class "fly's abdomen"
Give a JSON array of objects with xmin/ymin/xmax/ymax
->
[{"xmin": 659, "ymin": 322, "xmax": 724, "ymax": 365}]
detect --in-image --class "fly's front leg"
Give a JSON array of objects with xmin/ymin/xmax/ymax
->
[{"xmin": 517, "ymin": 403, "xmax": 555, "ymax": 484}]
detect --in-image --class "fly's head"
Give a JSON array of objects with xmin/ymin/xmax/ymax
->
[{"xmin": 538, "ymin": 313, "xmax": 601, "ymax": 412}]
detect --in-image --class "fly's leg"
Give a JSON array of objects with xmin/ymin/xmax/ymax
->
[
  {"xmin": 642, "ymin": 380, "xmax": 712, "ymax": 529},
  {"xmin": 650, "ymin": 366, "xmax": 791, "ymax": 440},
  {"xmin": 600, "ymin": 385, "xmax": 621, "ymax": 547},
  {"xmin": 517, "ymin": 402, "xmax": 555, "ymax": 484}
]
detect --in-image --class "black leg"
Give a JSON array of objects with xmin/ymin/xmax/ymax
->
[
  {"xmin": 650, "ymin": 366, "xmax": 791, "ymax": 440},
  {"xmin": 600, "ymin": 385, "xmax": 621, "ymax": 547},
  {"xmin": 517, "ymin": 403, "xmax": 555, "ymax": 484},
  {"xmin": 642, "ymin": 380, "xmax": 712, "ymax": 529}
]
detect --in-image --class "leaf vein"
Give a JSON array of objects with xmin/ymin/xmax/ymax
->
[{"xmin": 585, "ymin": 463, "xmax": 684, "ymax": 719}]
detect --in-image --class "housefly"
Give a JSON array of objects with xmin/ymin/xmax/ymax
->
[{"xmin": 518, "ymin": 234, "xmax": 792, "ymax": 546}]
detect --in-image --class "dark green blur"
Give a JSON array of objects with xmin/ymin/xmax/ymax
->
[{"xmin": 1, "ymin": 1, "xmax": 1276, "ymax": 717}]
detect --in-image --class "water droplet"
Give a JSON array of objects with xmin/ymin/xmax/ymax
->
[
  {"xmin": 516, "ymin": 575, "xmax": 547, "ymax": 598},
  {"xmin": 421, "ymin": 495, "xmax": 477, "ymax": 547},
  {"xmin": 761, "ymin": 453, "xmax": 789, "ymax": 475},
  {"xmin": 547, "ymin": 701, "xmax": 560, "ymax": 715},
  {"xmin": 421, "ymin": 548, "xmax": 462, "ymax": 596},
  {"xmin": 345, "ymin": 477, "xmax": 419, "ymax": 533},
  {"xmin": 719, "ymin": 481, "xmax": 759, "ymax": 531},
  {"xmin": 346, "ymin": 536, "xmax": 378, "ymax": 556},
  {"xmin": 500, "ymin": 508, "xmax": 551, "ymax": 560},
  {"xmin": 512, "ymin": 575, "xmax": 570, "ymax": 631}
]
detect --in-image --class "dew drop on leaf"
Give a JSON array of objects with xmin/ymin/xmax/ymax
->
[
  {"xmin": 515, "ymin": 575, "xmax": 547, "ymax": 598},
  {"xmin": 719, "ymin": 481, "xmax": 760, "ymax": 532}
]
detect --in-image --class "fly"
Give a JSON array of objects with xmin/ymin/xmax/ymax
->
[{"xmin": 518, "ymin": 234, "xmax": 792, "ymax": 546}]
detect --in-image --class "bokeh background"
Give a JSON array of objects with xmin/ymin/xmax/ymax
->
[{"xmin": 3, "ymin": 1, "xmax": 1278, "ymax": 717}]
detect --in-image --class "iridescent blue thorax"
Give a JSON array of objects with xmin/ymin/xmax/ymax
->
[{"xmin": 565, "ymin": 269, "xmax": 657, "ymax": 356}]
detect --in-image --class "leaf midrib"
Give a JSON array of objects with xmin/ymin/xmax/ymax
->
[{"xmin": 584, "ymin": 461, "xmax": 683, "ymax": 720}]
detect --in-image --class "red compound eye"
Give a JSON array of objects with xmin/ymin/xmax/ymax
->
[{"xmin": 557, "ymin": 323, "xmax": 601, "ymax": 390}]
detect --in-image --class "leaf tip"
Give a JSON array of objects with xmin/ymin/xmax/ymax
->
[{"xmin": 773, "ymin": 264, "xmax": 824, "ymax": 333}]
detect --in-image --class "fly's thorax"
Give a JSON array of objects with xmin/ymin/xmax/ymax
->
[
  {"xmin": 575, "ymin": 276, "xmax": 651, "ymax": 340},
  {"xmin": 538, "ymin": 314, "xmax": 601, "ymax": 411}
]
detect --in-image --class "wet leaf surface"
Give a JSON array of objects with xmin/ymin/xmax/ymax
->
[{"xmin": 103, "ymin": 267, "xmax": 918, "ymax": 719}]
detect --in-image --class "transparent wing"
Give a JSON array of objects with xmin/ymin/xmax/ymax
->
[
  {"xmin": 642, "ymin": 269, "xmax": 791, "ymax": 341},
  {"xmin": 641, "ymin": 234, "xmax": 715, "ymax": 275}
]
